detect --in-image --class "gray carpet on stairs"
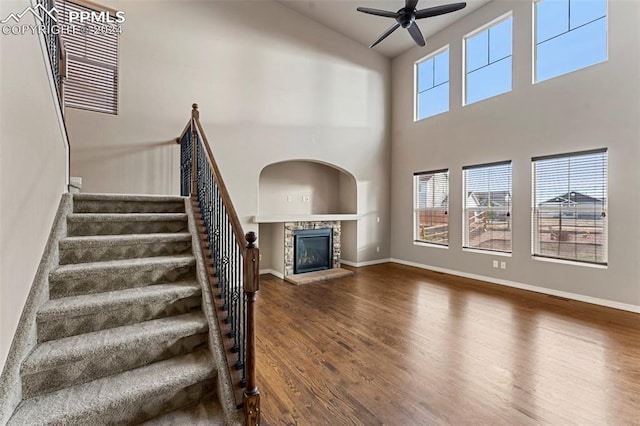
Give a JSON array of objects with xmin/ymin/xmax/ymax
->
[{"xmin": 6, "ymin": 194, "xmax": 229, "ymax": 425}]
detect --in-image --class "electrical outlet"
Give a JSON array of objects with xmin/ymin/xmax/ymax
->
[
  {"xmin": 492, "ymin": 260, "xmax": 499, "ymax": 268},
  {"xmin": 376, "ymin": 217, "xmax": 381, "ymax": 223},
  {"xmin": 302, "ymin": 195, "xmax": 310, "ymax": 202},
  {"xmin": 287, "ymin": 195, "xmax": 292, "ymax": 202},
  {"xmin": 500, "ymin": 261, "xmax": 507, "ymax": 270},
  {"xmin": 376, "ymin": 246, "xmax": 380, "ymax": 253}
]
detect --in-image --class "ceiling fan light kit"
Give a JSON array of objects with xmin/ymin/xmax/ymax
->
[{"xmin": 357, "ymin": 0, "xmax": 467, "ymax": 48}]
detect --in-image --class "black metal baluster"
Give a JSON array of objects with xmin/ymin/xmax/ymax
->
[
  {"xmin": 236, "ymin": 246, "xmax": 245, "ymax": 385},
  {"xmin": 231, "ymin": 230, "xmax": 239, "ymax": 353},
  {"xmin": 225, "ymin": 209, "xmax": 232, "ymax": 327}
]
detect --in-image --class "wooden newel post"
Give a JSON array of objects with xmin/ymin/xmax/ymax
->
[
  {"xmin": 190, "ymin": 103, "xmax": 199, "ymax": 196},
  {"xmin": 243, "ymin": 231, "xmax": 260, "ymax": 426}
]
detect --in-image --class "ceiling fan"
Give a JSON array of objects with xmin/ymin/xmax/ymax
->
[{"xmin": 357, "ymin": 0, "xmax": 467, "ymax": 48}]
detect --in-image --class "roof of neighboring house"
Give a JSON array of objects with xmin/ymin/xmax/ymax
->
[
  {"xmin": 542, "ymin": 191, "xmax": 603, "ymax": 204},
  {"xmin": 467, "ymin": 191, "xmax": 511, "ymax": 207}
]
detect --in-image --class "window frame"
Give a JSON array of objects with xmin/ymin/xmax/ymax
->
[
  {"xmin": 56, "ymin": 0, "xmax": 121, "ymax": 115},
  {"xmin": 532, "ymin": 0, "xmax": 608, "ymax": 84},
  {"xmin": 462, "ymin": 160, "xmax": 513, "ymax": 255},
  {"xmin": 531, "ymin": 148, "xmax": 608, "ymax": 266},
  {"xmin": 462, "ymin": 11, "xmax": 513, "ymax": 106},
  {"xmin": 413, "ymin": 169, "xmax": 450, "ymax": 247},
  {"xmin": 414, "ymin": 45, "xmax": 450, "ymax": 121}
]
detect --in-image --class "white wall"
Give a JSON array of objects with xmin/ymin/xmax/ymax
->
[
  {"xmin": 0, "ymin": 0, "xmax": 67, "ymax": 369},
  {"xmin": 66, "ymin": 0, "xmax": 392, "ymax": 263},
  {"xmin": 258, "ymin": 160, "xmax": 358, "ymax": 215},
  {"xmin": 391, "ymin": 0, "xmax": 640, "ymax": 307},
  {"xmin": 258, "ymin": 222, "xmax": 285, "ymax": 274},
  {"xmin": 259, "ymin": 161, "xmax": 341, "ymax": 215}
]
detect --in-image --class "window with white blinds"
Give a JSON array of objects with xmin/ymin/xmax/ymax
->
[
  {"xmin": 463, "ymin": 161, "xmax": 512, "ymax": 253},
  {"xmin": 414, "ymin": 170, "xmax": 449, "ymax": 246},
  {"xmin": 532, "ymin": 149, "xmax": 607, "ymax": 265},
  {"xmin": 56, "ymin": 0, "xmax": 120, "ymax": 114}
]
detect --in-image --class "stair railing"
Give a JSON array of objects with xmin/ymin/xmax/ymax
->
[
  {"xmin": 177, "ymin": 104, "xmax": 260, "ymax": 425},
  {"xmin": 36, "ymin": 0, "xmax": 67, "ymax": 106}
]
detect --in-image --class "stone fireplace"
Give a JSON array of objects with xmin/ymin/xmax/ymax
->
[
  {"xmin": 284, "ymin": 221, "xmax": 340, "ymax": 277},
  {"xmin": 293, "ymin": 228, "xmax": 332, "ymax": 274}
]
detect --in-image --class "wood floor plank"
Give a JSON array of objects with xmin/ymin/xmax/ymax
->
[{"xmin": 255, "ymin": 263, "xmax": 640, "ymax": 425}]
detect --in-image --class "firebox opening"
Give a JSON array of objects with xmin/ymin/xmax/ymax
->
[{"xmin": 293, "ymin": 228, "xmax": 333, "ymax": 274}]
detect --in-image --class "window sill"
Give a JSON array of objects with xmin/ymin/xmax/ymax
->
[
  {"xmin": 462, "ymin": 248, "xmax": 512, "ymax": 257},
  {"xmin": 532, "ymin": 256, "xmax": 608, "ymax": 269},
  {"xmin": 414, "ymin": 241, "xmax": 448, "ymax": 249}
]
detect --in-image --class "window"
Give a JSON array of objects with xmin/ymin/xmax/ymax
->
[
  {"xmin": 464, "ymin": 14, "xmax": 513, "ymax": 105},
  {"xmin": 56, "ymin": 0, "xmax": 121, "ymax": 114},
  {"xmin": 532, "ymin": 149, "xmax": 607, "ymax": 265},
  {"xmin": 415, "ymin": 47, "xmax": 449, "ymax": 120},
  {"xmin": 535, "ymin": 0, "xmax": 607, "ymax": 83},
  {"xmin": 414, "ymin": 170, "xmax": 449, "ymax": 246},
  {"xmin": 463, "ymin": 161, "xmax": 512, "ymax": 253}
]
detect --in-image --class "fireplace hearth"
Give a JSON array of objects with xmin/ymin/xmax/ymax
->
[{"xmin": 293, "ymin": 228, "xmax": 332, "ymax": 274}]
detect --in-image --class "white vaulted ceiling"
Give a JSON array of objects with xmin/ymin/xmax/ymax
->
[{"xmin": 277, "ymin": 0, "xmax": 492, "ymax": 58}]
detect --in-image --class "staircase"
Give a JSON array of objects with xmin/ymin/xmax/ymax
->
[{"xmin": 7, "ymin": 194, "xmax": 229, "ymax": 425}]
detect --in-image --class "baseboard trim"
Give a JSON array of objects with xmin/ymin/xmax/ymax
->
[
  {"xmin": 389, "ymin": 258, "xmax": 640, "ymax": 314},
  {"xmin": 340, "ymin": 258, "xmax": 392, "ymax": 268},
  {"xmin": 260, "ymin": 269, "xmax": 284, "ymax": 279}
]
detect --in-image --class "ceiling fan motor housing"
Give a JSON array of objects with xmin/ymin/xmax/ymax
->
[{"xmin": 397, "ymin": 9, "xmax": 415, "ymax": 28}]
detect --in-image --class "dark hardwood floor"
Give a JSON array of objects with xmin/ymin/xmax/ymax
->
[{"xmin": 255, "ymin": 263, "xmax": 640, "ymax": 425}]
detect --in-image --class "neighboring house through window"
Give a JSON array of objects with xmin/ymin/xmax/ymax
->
[
  {"xmin": 532, "ymin": 149, "xmax": 608, "ymax": 265},
  {"xmin": 415, "ymin": 46, "xmax": 449, "ymax": 120},
  {"xmin": 414, "ymin": 170, "xmax": 449, "ymax": 246},
  {"xmin": 463, "ymin": 161, "xmax": 512, "ymax": 253},
  {"xmin": 55, "ymin": 0, "xmax": 121, "ymax": 114},
  {"xmin": 535, "ymin": 0, "xmax": 607, "ymax": 83},
  {"xmin": 464, "ymin": 13, "xmax": 512, "ymax": 105}
]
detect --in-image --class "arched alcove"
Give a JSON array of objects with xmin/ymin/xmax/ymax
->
[{"xmin": 258, "ymin": 160, "xmax": 357, "ymax": 215}]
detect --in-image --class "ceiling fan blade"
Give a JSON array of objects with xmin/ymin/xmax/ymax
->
[
  {"xmin": 370, "ymin": 22, "xmax": 401, "ymax": 48},
  {"xmin": 415, "ymin": 2, "xmax": 466, "ymax": 19},
  {"xmin": 356, "ymin": 7, "xmax": 399, "ymax": 18},
  {"xmin": 406, "ymin": 0, "xmax": 419, "ymax": 11},
  {"xmin": 407, "ymin": 22, "xmax": 426, "ymax": 46}
]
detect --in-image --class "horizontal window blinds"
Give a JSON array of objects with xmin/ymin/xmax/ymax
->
[
  {"xmin": 532, "ymin": 149, "xmax": 607, "ymax": 265},
  {"xmin": 414, "ymin": 170, "xmax": 449, "ymax": 246},
  {"xmin": 55, "ymin": 0, "xmax": 119, "ymax": 114},
  {"xmin": 463, "ymin": 161, "xmax": 512, "ymax": 253}
]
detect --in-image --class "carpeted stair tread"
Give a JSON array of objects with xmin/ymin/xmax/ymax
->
[
  {"xmin": 67, "ymin": 213, "xmax": 188, "ymax": 223},
  {"xmin": 139, "ymin": 399, "xmax": 225, "ymax": 425},
  {"xmin": 38, "ymin": 281, "xmax": 201, "ymax": 322},
  {"xmin": 49, "ymin": 255, "xmax": 197, "ymax": 299},
  {"xmin": 37, "ymin": 282, "xmax": 202, "ymax": 341},
  {"xmin": 23, "ymin": 312, "xmax": 208, "ymax": 376},
  {"xmin": 51, "ymin": 254, "xmax": 195, "ymax": 279},
  {"xmin": 73, "ymin": 194, "xmax": 185, "ymax": 214},
  {"xmin": 73, "ymin": 193, "xmax": 185, "ymax": 202},
  {"xmin": 60, "ymin": 233, "xmax": 191, "ymax": 248},
  {"xmin": 8, "ymin": 349, "xmax": 216, "ymax": 426},
  {"xmin": 59, "ymin": 233, "xmax": 193, "ymax": 264},
  {"xmin": 66, "ymin": 214, "xmax": 190, "ymax": 237}
]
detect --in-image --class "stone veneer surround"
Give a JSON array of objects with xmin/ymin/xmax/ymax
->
[{"xmin": 284, "ymin": 221, "xmax": 341, "ymax": 277}]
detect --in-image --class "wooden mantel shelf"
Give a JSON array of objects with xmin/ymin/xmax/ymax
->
[{"xmin": 252, "ymin": 214, "xmax": 362, "ymax": 224}]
